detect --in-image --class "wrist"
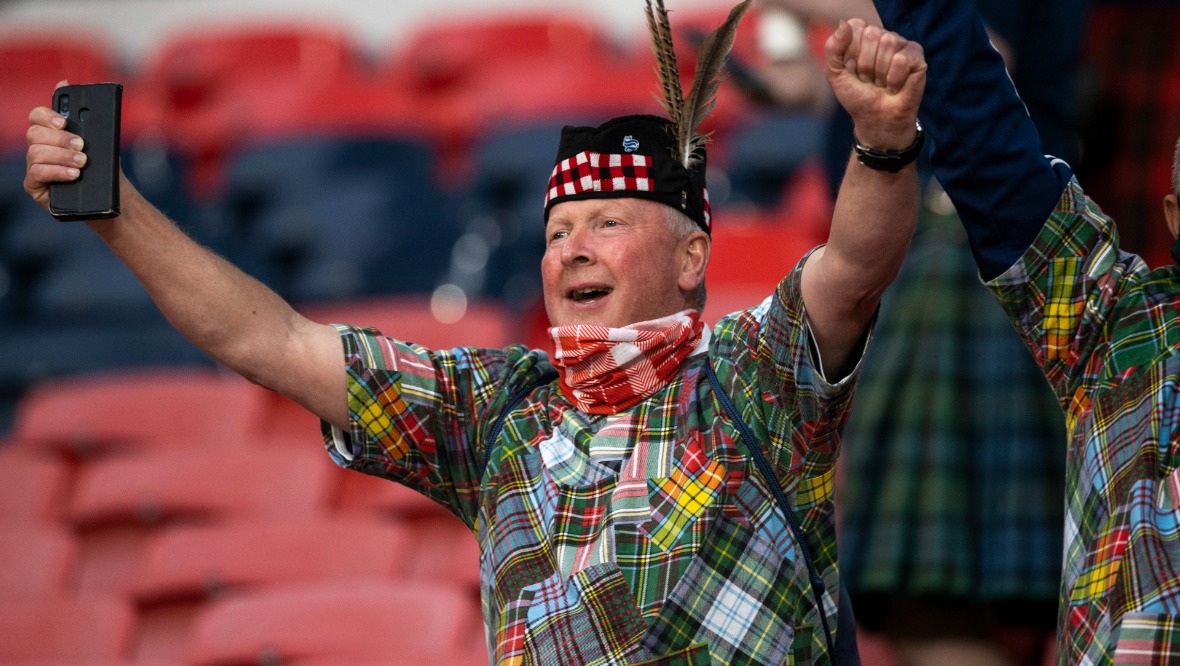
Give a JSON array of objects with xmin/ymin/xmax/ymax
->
[
  {"xmin": 852, "ymin": 119, "xmax": 920, "ymax": 151},
  {"xmin": 853, "ymin": 120, "xmax": 924, "ymax": 173}
]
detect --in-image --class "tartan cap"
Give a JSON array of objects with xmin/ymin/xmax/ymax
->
[{"xmin": 543, "ymin": 114, "xmax": 711, "ymax": 235}]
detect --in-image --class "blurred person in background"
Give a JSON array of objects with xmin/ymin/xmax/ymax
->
[{"xmin": 21, "ymin": 3, "xmax": 928, "ymax": 663}]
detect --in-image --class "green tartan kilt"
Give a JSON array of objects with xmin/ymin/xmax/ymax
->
[{"xmin": 837, "ymin": 190, "xmax": 1066, "ymax": 609}]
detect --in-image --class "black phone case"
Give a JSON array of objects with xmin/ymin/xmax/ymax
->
[{"xmin": 49, "ymin": 83, "xmax": 122, "ymax": 221}]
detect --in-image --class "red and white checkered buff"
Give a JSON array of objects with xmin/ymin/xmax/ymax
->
[
  {"xmin": 550, "ymin": 310, "xmax": 705, "ymax": 415},
  {"xmin": 545, "ymin": 151, "xmax": 653, "ymax": 208}
]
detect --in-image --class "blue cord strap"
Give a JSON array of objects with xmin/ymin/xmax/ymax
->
[
  {"xmin": 704, "ymin": 357, "xmax": 836, "ymax": 659},
  {"xmin": 482, "ymin": 366, "xmax": 559, "ymax": 470}
]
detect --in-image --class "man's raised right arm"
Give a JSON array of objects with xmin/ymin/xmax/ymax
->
[{"xmin": 24, "ymin": 102, "xmax": 349, "ymax": 429}]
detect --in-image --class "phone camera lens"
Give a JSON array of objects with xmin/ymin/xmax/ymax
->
[{"xmin": 59, "ymin": 95, "xmax": 70, "ymax": 118}]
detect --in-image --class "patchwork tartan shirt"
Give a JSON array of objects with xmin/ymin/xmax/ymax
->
[
  {"xmin": 988, "ymin": 179, "xmax": 1180, "ymax": 665},
  {"xmin": 323, "ymin": 265, "xmax": 860, "ymax": 665}
]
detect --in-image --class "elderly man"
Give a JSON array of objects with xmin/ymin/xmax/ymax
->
[{"xmin": 23, "ymin": 8, "xmax": 925, "ymax": 664}]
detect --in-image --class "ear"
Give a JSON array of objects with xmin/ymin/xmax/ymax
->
[
  {"xmin": 678, "ymin": 232, "xmax": 711, "ymax": 293},
  {"xmin": 1165, "ymin": 193, "xmax": 1180, "ymax": 240}
]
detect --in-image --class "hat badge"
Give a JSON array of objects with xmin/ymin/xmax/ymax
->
[{"xmin": 622, "ymin": 135, "xmax": 640, "ymax": 153}]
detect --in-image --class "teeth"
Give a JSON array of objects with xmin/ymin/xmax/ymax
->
[{"xmin": 571, "ymin": 287, "xmax": 611, "ymax": 301}]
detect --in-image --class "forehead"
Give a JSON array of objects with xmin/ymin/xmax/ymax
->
[{"xmin": 546, "ymin": 197, "xmax": 667, "ymax": 225}]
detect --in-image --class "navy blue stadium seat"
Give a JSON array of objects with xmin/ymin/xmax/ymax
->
[
  {"xmin": 122, "ymin": 140, "xmax": 199, "ymax": 234},
  {"xmin": 28, "ymin": 233, "xmax": 160, "ymax": 322},
  {"xmin": 459, "ymin": 123, "xmax": 562, "ymax": 308},
  {"xmin": 718, "ymin": 111, "xmax": 827, "ymax": 209},
  {"xmin": 0, "ymin": 152, "xmax": 67, "ymax": 324},
  {"xmin": 216, "ymin": 135, "xmax": 461, "ymax": 304},
  {"xmin": 0, "ymin": 313, "xmax": 213, "ymax": 392}
]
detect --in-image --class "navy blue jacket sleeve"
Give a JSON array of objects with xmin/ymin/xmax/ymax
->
[{"xmin": 874, "ymin": 0, "xmax": 1074, "ymax": 279}]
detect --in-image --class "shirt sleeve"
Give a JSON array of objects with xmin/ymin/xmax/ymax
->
[
  {"xmin": 986, "ymin": 179, "xmax": 1152, "ymax": 404},
  {"xmin": 874, "ymin": 0, "xmax": 1074, "ymax": 280},
  {"xmin": 321, "ymin": 324, "xmax": 524, "ymax": 527},
  {"xmin": 710, "ymin": 250, "xmax": 867, "ymax": 502}
]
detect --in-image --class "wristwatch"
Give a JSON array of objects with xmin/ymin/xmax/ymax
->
[{"xmin": 853, "ymin": 121, "xmax": 924, "ymax": 173}]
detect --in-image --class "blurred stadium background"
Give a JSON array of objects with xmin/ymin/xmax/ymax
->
[{"xmin": 0, "ymin": 0, "xmax": 1176, "ymax": 664}]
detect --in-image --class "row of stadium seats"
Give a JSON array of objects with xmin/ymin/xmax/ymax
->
[
  {"xmin": 0, "ymin": 364, "xmax": 489, "ymax": 664},
  {"xmin": 0, "ymin": 9, "xmax": 795, "ymax": 184}
]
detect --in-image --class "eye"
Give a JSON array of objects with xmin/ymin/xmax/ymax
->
[
  {"xmin": 603, "ymin": 219, "xmax": 619, "ymax": 228},
  {"xmin": 548, "ymin": 229, "xmax": 568, "ymax": 243}
]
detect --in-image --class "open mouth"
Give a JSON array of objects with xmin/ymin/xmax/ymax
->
[{"xmin": 568, "ymin": 287, "xmax": 613, "ymax": 303}]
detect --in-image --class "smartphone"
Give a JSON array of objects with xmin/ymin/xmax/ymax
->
[{"xmin": 49, "ymin": 82, "xmax": 123, "ymax": 220}]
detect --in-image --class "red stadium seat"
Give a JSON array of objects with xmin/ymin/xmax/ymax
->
[
  {"xmin": 129, "ymin": 516, "xmax": 413, "ymax": 662},
  {"xmin": 127, "ymin": 21, "xmax": 374, "ymax": 194},
  {"xmin": 0, "ymin": 448, "xmax": 72, "ymax": 524},
  {"xmin": 706, "ymin": 168, "xmax": 830, "ymax": 293},
  {"xmin": 9, "ymin": 368, "xmax": 269, "ymax": 459},
  {"xmin": 0, "ymin": 596, "xmax": 135, "ymax": 662},
  {"xmin": 254, "ymin": 391, "xmax": 324, "ymax": 441},
  {"xmin": 334, "ymin": 471, "xmax": 454, "ymax": 522},
  {"xmin": 130, "ymin": 516, "xmax": 412, "ymax": 605},
  {"xmin": 68, "ymin": 445, "xmax": 335, "ymax": 595},
  {"xmin": 384, "ymin": 12, "xmax": 612, "ymax": 93},
  {"xmin": 0, "ymin": 525, "xmax": 77, "ymax": 598},
  {"xmin": 378, "ymin": 11, "xmax": 642, "ymax": 175},
  {"xmin": 405, "ymin": 516, "xmax": 482, "ymax": 593},
  {"xmin": 451, "ymin": 54, "xmax": 661, "ymax": 133},
  {"xmin": 135, "ymin": 21, "xmax": 364, "ymax": 121},
  {"xmin": 69, "ymin": 445, "xmax": 334, "ymax": 530},
  {"xmin": 0, "ymin": 29, "xmax": 118, "ymax": 155},
  {"xmin": 702, "ymin": 165, "xmax": 832, "ymax": 325},
  {"xmin": 185, "ymin": 580, "xmax": 486, "ymax": 665}
]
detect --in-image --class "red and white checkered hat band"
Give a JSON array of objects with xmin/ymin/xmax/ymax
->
[{"xmin": 545, "ymin": 151, "xmax": 653, "ymax": 207}]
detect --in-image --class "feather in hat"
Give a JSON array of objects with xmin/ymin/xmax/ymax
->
[{"xmin": 644, "ymin": 0, "xmax": 752, "ymax": 170}]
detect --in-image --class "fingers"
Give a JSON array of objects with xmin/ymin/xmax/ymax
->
[
  {"xmin": 28, "ymin": 104, "xmax": 68, "ymax": 132},
  {"xmin": 854, "ymin": 27, "xmax": 900, "ymax": 89},
  {"xmin": 854, "ymin": 24, "xmax": 883, "ymax": 86},
  {"xmin": 823, "ymin": 19, "xmax": 857, "ymax": 74},
  {"xmin": 885, "ymin": 41, "xmax": 926, "ymax": 95},
  {"xmin": 823, "ymin": 18, "xmax": 926, "ymax": 146},
  {"xmin": 27, "ymin": 106, "xmax": 86, "ymax": 168},
  {"xmin": 24, "ymin": 103, "xmax": 85, "ymax": 205},
  {"xmin": 827, "ymin": 20, "xmax": 920, "ymax": 93},
  {"xmin": 823, "ymin": 19, "xmax": 871, "ymax": 79}
]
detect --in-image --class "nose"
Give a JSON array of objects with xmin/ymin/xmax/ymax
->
[{"xmin": 560, "ymin": 226, "xmax": 595, "ymax": 266}]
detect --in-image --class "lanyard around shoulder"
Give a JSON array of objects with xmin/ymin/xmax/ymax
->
[{"xmin": 703, "ymin": 357, "xmax": 836, "ymax": 658}]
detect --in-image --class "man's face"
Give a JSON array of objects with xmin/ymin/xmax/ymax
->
[{"xmin": 542, "ymin": 198, "xmax": 694, "ymax": 328}]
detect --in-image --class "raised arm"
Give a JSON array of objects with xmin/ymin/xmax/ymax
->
[
  {"xmin": 24, "ymin": 101, "xmax": 348, "ymax": 429},
  {"xmin": 872, "ymin": 0, "xmax": 1074, "ymax": 280},
  {"xmin": 799, "ymin": 19, "xmax": 924, "ymax": 378}
]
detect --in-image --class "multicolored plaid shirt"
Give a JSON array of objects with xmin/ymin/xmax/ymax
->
[
  {"xmin": 988, "ymin": 179, "xmax": 1180, "ymax": 665},
  {"xmin": 323, "ymin": 265, "xmax": 860, "ymax": 665}
]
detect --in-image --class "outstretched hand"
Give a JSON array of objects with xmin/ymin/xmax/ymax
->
[{"xmin": 824, "ymin": 18, "xmax": 925, "ymax": 149}]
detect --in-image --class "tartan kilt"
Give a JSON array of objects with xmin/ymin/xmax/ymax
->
[{"xmin": 837, "ymin": 188, "xmax": 1066, "ymax": 606}]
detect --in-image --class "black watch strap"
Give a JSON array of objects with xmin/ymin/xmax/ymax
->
[{"xmin": 853, "ymin": 121, "xmax": 924, "ymax": 173}]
